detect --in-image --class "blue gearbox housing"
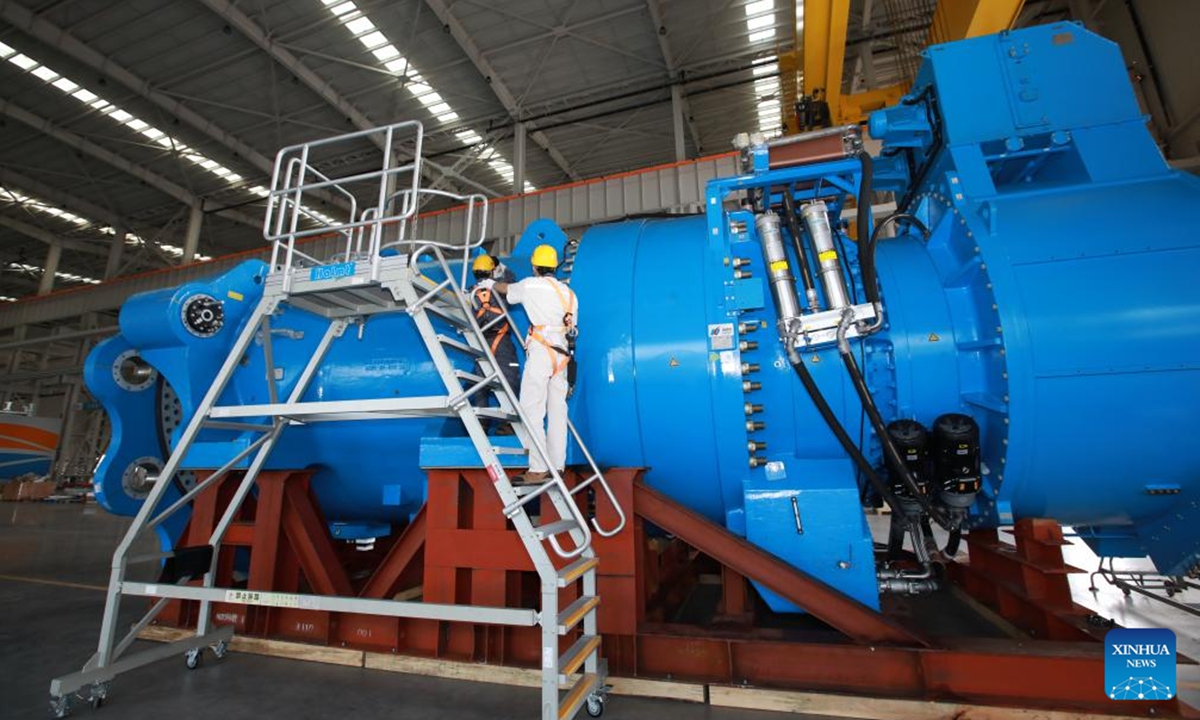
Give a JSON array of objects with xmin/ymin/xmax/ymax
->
[{"xmin": 87, "ymin": 23, "xmax": 1200, "ymax": 610}]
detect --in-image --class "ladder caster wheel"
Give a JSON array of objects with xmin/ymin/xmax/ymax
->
[
  {"xmin": 585, "ymin": 695, "xmax": 604, "ymax": 718},
  {"xmin": 184, "ymin": 648, "xmax": 203, "ymax": 670},
  {"xmin": 88, "ymin": 682, "xmax": 109, "ymax": 710},
  {"xmin": 210, "ymin": 640, "xmax": 228, "ymax": 660},
  {"xmin": 49, "ymin": 696, "xmax": 71, "ymax": 718}
]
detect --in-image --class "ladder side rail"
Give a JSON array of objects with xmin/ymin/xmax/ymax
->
[
  {"xmin": 281, "ymin": 145, "xmax": 311, "ymax": 291},
  {"xmin": 88, "ymin": 297, "xmax": 276, "ymax": 670},
  {"xmin": 410, "ymin": 244, "xmax": 593, "ymax": 560},
  {"xmin": 264, "ymin": 144, "xmax": 291, "ymax": 270},
  {"xmin": 369, "ymin": 123, "xmax": 395, "ymax": 283}
]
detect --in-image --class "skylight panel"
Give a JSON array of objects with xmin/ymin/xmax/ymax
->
[
  {"xmin": 373, "ymin": 45, "xmax": 400, "ymax": 62},
  {"xmin": 51, "ymin": 77, "xmax": 78, "ymax": 93},
  {"xmin": 344, "ymin": 16, "xmax": 374, "ymax": 36},
  {"xmin": 319, "ymin": 0, "xmax": 529, "ymax": 191},
  {"xmin": 9, "ymin": 53, "xmax": 36, "ymax": 70},
  {"xmin": 745, "ymin": 0, "xmax": 773, "ymax": 16},
  {"xmin": 30, "ymin": 65, "xmax": 58, "ymax": 82},
  {"xmin": 747, "ymin": 14, "xmax": 775, "ymax": 31},
  {"xmin": 359, "ymin": 31, "xmax": 388, "ymax": 49},
  {"xmin": 748, "ymin": 29, "xmax": 775, "ymax": 43}
]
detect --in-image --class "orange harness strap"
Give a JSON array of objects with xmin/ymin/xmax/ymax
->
[
  {"xmin": 473, "ymin": 287, "xmax": 510, "ymax": 354},
  {"xmin": 527, "ymin": 279, "xmax": 576, "ymax": 377}
]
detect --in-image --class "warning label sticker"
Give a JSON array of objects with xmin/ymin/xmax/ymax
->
[{"xmin": 708, "ymin": 322, "xmax": 735, "ymax": 350}]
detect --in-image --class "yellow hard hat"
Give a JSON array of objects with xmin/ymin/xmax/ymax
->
[
  {"xmin": 531, "ymin": 244, "xmax": 558, "ymax": 269},
  {"xmin": 472, "ymin": 254, "xmax": 496, "ymax": 273}
]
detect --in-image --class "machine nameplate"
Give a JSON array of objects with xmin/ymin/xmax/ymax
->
[{"xmin": 708, "ymin": 323, "xmax": 735, "ymax": 350}]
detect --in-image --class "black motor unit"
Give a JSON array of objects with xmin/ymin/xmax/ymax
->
[
  {"xmin": 885, "ymin": 419, "xmax": 930, "ymax": 500},
  {"xmin": 931, "ymin": 413, "xmax": 981, "ymax": 509}
]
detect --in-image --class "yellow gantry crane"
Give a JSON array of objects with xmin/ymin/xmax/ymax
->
[{"xmin": 778, "ymin": 0, "xmax": 1025, "ymax": 134}]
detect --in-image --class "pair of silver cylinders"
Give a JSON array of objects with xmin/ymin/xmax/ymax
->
[{"xmin": 755, "ymin": 200, "xmax": 850, "ymax": 337}]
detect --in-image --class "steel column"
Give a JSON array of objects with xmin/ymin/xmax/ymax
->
[
  {"xmin": 183, "ymin": 204, "xmax": 203, "ymax": 264},
  {"xmin": 38, "ymin": 243, "xmax": 61, "ymax": 295}
]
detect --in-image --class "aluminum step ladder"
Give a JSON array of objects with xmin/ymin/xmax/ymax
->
[{"xmin": 48, "ymin": 121, "xmax": 625, "ymax": 720}]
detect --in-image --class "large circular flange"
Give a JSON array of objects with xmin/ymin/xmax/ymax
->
[
  {"xmin": 112, "ymin": 350, "xmax": 157, "ymax": 392},
  {"xmin": 181, "ymin": 294, "xmax": 225, "ymax": 338}
]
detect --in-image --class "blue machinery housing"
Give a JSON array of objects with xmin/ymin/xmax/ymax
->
[{"xmin": 87, "ymin": 24, "xmax": 1200, "ymax": 612}]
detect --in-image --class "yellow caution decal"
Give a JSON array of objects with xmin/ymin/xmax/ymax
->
[
  {"xmin": 818, "ymin": 250, "xmax": 838, "ymax": 263},
  {"xmin": 769, "ymin": 260, "xmax": 789, "ymax": 272},
  {"xmin": 227, "ymin": 290, "xmax": 244, "ymax": 302}
]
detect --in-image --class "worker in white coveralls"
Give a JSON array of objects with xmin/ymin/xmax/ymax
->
[{"xmin": 493, "ymin": 244, "xmax": 577, "ymax": 484}]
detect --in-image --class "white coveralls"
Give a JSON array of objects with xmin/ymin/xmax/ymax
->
[{"xmin": 505, "ymin": 276, "xmax": 577, "ymax": 474}]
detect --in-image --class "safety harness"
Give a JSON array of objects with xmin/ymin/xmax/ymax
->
[
  {"xmin": 472, "ymin": 286, "xmax": 510, "ymax": 354},
  {"xmin": 526, "ymin": 278, "xmax": 577, "ymax": 384}
]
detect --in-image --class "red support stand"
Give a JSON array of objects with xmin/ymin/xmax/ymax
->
[
  {"xmin": 950, "ymin": 518, "xmax": 1102, "ymax": 642},
  {"xmin": 149, "ymin": 470, "xmax": 1196, "ymax": 717}
]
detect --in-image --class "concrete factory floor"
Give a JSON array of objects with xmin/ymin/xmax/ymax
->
[
  {"xmin": 3, "ymin": 502, "xmax": 1200, "ymax": 719},
  {"xmin": 0, "ymin": 502, "xmax": 797, "ymax": 720}
]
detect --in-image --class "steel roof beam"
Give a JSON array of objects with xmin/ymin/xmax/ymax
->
[
  {"xmin": 0, "ymin": 99, "xmax": 261, "ymax": 229},
  {"xmin": 0, "ymin": 215, "xmax": 109, "ymax": 258},
  {"xmin": 0, "ymin": 1, "xmax": 355, "ymax": 215},
  {"xmin": 645, "ymin": 0, "xmax": 702, "ymax": 156},
  {"xmin": 423, "ymin": 0, "xmax": 580, "ymax": 183},
  {"xmin": 196, "ymin": 0, "xmax": 503, "ymax": 198},
  {"xmin": 0, "ymin": 165, "xmax": 122, "ymax": 228}
]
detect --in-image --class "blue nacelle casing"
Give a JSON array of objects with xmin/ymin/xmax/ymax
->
[{"xmin": 88, "ymin": 24, "xmax": 1200, "ymax": 610}]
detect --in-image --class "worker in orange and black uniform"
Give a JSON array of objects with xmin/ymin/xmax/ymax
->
[{"xmin": 470, "ymin": 254, "xmax": 520, "ymax": 433}]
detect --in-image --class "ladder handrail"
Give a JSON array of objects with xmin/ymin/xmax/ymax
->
[
  {"xmin": 409, "ymin": 243, "xmax": 595, "ymax": 559},
  {"xmin": 264, "ymin": 120, "xmax": 426, "ymax": 284},
  {"xmin": 485, "ymin": 284, "xmax": 628, "ymax": 539}
]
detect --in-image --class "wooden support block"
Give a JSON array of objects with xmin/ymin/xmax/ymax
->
[
  {"xmin": 230, "ymin": 635, "xmax": 363, "ymax": 668},
  {"xmin": 708, "ymin": 686, "xmax": 1147, "ymax": 720},
  {"xmin": 364, "ymin": 651, "xmax": 540, "ymax": 688},
  {"xmin": 608, "ymin": 676, "xmax": 704, "ymax": 703}
]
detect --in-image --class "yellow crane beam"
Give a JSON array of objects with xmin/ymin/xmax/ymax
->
[
  {"xmin": 928, "ymin": 0, "xmax": 1026, "ymax": 46},
  {"xmin": 778, "ymin": 0, "xmax": 1025, "ymax": 133}
]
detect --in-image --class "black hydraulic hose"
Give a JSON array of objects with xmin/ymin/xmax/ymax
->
[
  {"xmin": 839, "ymin": 345, "xmax": 953, "ymax": 530},
  {"xmin": 944, "ymin": 527, "xmax": 962, "ymax": 556},
  {"xmin": 788, "ymin": 349, "xmax": 907, "ymax": 515},
  {"xmin": 779, "ymin": 186, "xmax": 818, "ymax": 307},
  {"xmin": 855, "ymin": 152, "xmax": 879, "ymax": 305}
]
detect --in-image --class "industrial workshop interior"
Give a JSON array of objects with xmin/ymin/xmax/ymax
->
[{"xmin": 1, "ymin": 0, "xmax": 1198, "ymax": 718}]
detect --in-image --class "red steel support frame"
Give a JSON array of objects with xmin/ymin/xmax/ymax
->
[{"xmin": 152, "ymin": 468, "xmax": 1197, "ymax": 717}]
